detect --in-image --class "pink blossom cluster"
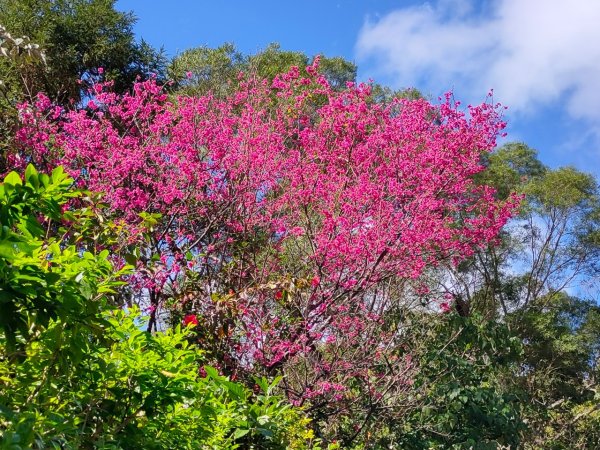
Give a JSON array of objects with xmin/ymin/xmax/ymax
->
[{"xmin": 12, "ymin": 59, "xmax": 520, "ymax": 409}]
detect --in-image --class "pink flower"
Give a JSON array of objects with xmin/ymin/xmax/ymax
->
[
  {"xmin": 290, "ymin": 226, "xmax": 305, "ymax": 236},
  {"xmin": 440, "ymin": 302, "xmax": 452, "ymax": 313},
  {"xmin": 311, "ymin": 276, "xmax": 320, "ymax": 287},
  {"xmin": 97, "ymin": 67, "xmax": 104, "ymax": 75},
  {"xmin": 183, "ymin": 314, "xmax": 199, "ymax": 327},
  {"xmin": 186, "ymin": 71, "xmax": 193, "ymax": 79}
]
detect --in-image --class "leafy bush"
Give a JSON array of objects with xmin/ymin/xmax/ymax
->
[
  {"xmin": 0, "ymin": 164, "xmax": 120, "ymax": 350},
  {"xmin": 1, "ymin": 308, "xmax": 316, "ymax": 449},
  {"xmin": 0, "ymin": 166, "xmax": 315, "ymax": 449}
]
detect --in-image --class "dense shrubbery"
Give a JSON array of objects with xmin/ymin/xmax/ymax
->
[{"xmin": 0, "ymin": 167, "xmax": 318, "ymax": 449}]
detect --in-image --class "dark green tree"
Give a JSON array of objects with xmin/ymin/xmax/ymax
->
[
  {"xmin": 508, "ymin": 293, "xmax": 600, "ymax": 449},
  {"xmin": 167, "ymin": 42, "xmax": 245, "ymax": 97},
  {"xmin": 0, "ymin": 0, "xmax": 166, "ymax": 104}
]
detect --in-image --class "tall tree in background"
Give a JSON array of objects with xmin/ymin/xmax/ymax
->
[
  {"xmin": 0, "ymin": 24, "xmax": 46, "ymax": 171},
  {"xmin": 0, "ymin": 0, "xmax": 166, "ymax": 104},
  {"xmin": 0, "ymin": 0, "xmax": 166, "ymax": 172},
  {"xmin": 440, "ymin": 142, "xmax": 600, "ymax": 316},
  {"xmin": 168, "ymin": 42, "xmax": 357, "ymax": 97},
  {"xmin": 436, "ymin": 142, "xmax": 600, "ymax": 449}
]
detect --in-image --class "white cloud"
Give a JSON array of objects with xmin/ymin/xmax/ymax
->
[{"xmin": 356, "ymin": 0, "xmax": 600, "ymax": 121}]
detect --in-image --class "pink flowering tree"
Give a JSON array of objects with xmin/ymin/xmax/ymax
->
[{"xmin": 12, "ymin": 60, "xmax": 519, "ymax": 436}]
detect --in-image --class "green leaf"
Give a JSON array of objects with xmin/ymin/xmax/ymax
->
[
  {"xmin": 124, "ymin": 253, "xmax": 137, "ymax": 265},
  {"xmin": 39, "ymin": 174, "xmax": 50, "ymax": 187},
  {"xmin": 233, "ymin": 428, "xmax": 250, "ymax": 439},
  {"xmin": 203, "ymin": 365, "xmax": 220, "ymax": 379},
  {"xmin": 223, "ymin": 381, "xmax": 245, "ymax": 400},
  {"xmin": 0, "ymin": 241, "xmax": 18, "ymax": 259},
  {"xmin": 50, "ymin": 166, "xmax": 65, "ymax": 182},
  {"xmin": 25, "ymin": 164, "xmax": 38, "ymax": 187},
  {"xmin": 4, "ymin": 171, "xmax": 22, "ymax": 187}
]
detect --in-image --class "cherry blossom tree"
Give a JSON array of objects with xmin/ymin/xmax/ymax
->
[{"xmin": 12, "ymin": 60, "xmax": 519, "ymax": 436}]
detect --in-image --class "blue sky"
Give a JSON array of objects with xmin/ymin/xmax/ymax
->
[{"xmin": 117, "ymin": 0, "xmax": 600, "ymax": 175}]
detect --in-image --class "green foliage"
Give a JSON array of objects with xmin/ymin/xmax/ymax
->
[
  {"xmin": 0, "ymin": 166, "xmax": 314, "ymax": 449},
  {"xmin": 311, "ymin": 55, "xmax": 356, "ymax": 90},
  {"xmin": 0, "ymin": 308, "xmax": 316, "ymax": 449},
  {"xmin": 526, "ymin": 166, "xmax": 596, "ymax": 209},
  {"xmin": 507, "ymin": 294, "xmax": 600, "ymax": 449},
  {"xmin": 453, "ymin": 142, "xmax": 600, "ymax": 448},
  {"xmin": 248, "ymin": 43, "xmax": 310, "ymax": 81},
  {"xmin": 325, "ymin": 312, "xmax": 524, "ymax": 449},
  {"xmin": 477, "ymin": 142, "xmax": 546, "ymax": 201},
  {"xmin": 458, "ymin": 142, "xmax": 600, "ymax": 316},
  {"xmin": 0, "ymin": 0, "xmax": 166, "ymax": 104},
  {"xmin": 168, "ymin": 42, "xmax": 357, "ymax": 97},
  {"xmin": 368, "ymin": 83, "xmax": 423, "ymax": 105},
  {"xmin": 510, "ymin": 294, "xmax": 599, "ymax": 401},
  {"xmin": 0, "ymin": 165, "xmax": 126, "ymax": 350},
  {"xmin": 394, "ymin": 314, "xmax": 523, "ymax": 449},
  {"xmin": 167, "ymin": 43, "xmax": 244, "ymax": 98}
]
